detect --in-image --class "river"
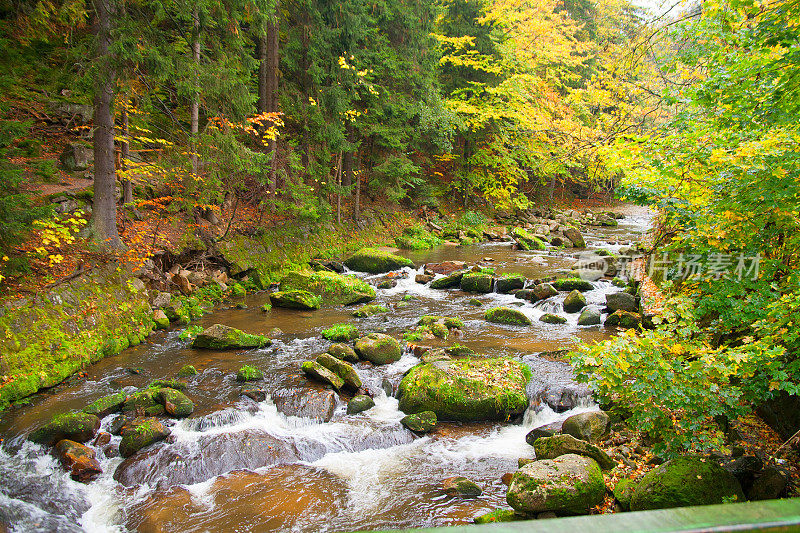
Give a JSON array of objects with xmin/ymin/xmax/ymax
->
[{"xmin": 0, "ymin": 205, "xmax": 652, "ymax": 533}]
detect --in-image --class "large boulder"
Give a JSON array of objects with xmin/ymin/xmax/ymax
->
[
  {"xmin": 328, "ymin": 343, "xmax": 359, "ymax": 363},
  {"xmin": 460, "ymin": 272, "xmax": 493, "ymax": 293},
  {"xmin": 563, "ymin": 228, "xmax": 585, "ymax": 248},
  {"xmin": 507, "ymin": 454, "xmax": 605, "ymax": 515},
  {"xmin": 269, "ymin": 290, "xmax": 321, "ymax": 310},
  {"xmin": 552, "ymin": 278, "xmax": 594, "ymax": 292},
  {"xmin": 83, "ymin": 392, "xmax": 128, "ymax": 418},
  {"xmin": 344, "ymin": 247, "xmax": 414, "ymax": 273},
  {"xmin": 316, "ymin": 353, "xmax": 362, "ymax": 390},
  {"xmin": 563, "ymin": 290, "xmax": 587, "ymax": 313},
  {"xmin": 157, "ymin": 388, "xmax": 194, "ymax": 418},
  {"xmin": 605, "ymin": 310, "xmax": 641, "ymax": 329},
  {"xmin": 54, "ymin": 439, "xmax": 102, "ymax": 482},
  {"xmin": 354, "ymin": 333, "xmax": 402, "ymax": 365},
  {"xmin": 191, "ymin": 324, "xmax": 270, "ymax": 349},
  {"xmin": 119, "ymin": 418, "xmax": 171, "ymax": 458},
  {"xmin": 484, "ymin": 307, "xmax": 532, "ymax": 326},
  {"xmin": 630, "ymin": 456, "xmax": 746, "ymax": 511},
  {"xmin": 532, "ymin": 434, "xmax": 615, "ymax": 470},
  {"xmin": 532, "ymin": 283, "xmax": 558, "ymax": 301},
  {"xmin": 561, "ymin": 411, "xmax": 610, "ymax": 442},
  {"xmin": 300, "ymin": 361, "xmax": 344, "ymax": 391},
  {"xmin": 59, "ymin": 141, "xmax": 93, "ymax": 171},
  {"xmin": 398, "ymin": 358, "xmax": 530, "ymax": 421},
  {"xmin": 280, "ymin": 270, "xmax": 375, "ymax": 306},
  {"xmin": 512, "ymin": 227, "xmax": 546, "ymax": 251},
  {"xmin": 29, "ymin": 412, "xmax": 101, "ymax": 446},
  {"xmin": 430, "ymin": 270, "xmax": 468, "ymax": 289},
  {"xmin": 606, "ymin": 292, "xmax": 637, "ymax": 312},
  {"xmin": 577, "ymin": 305, "xmax": 601, "ymax": 326},
  {"xmin": 496, "ymin": 274, "xmax": 526, "ymax": 293}
]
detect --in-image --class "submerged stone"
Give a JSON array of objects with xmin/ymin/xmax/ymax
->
[{"xmin": 443, "ymin": 476, "xmax": 482, "ymax": 497}]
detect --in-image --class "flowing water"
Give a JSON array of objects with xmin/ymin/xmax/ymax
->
[{"xmin": 0, "ymin": 205, "xmax": 652, "ymax": 533}]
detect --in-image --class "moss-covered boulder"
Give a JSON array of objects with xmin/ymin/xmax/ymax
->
[
  {"xmin": 316, "ymin": 353, "xmax": 362, "ymax": 390},
  {"xmin": 401, "ymin": 411, "xmax": 437, "ymax": 433},
  {"xmin": 269, "ymin": 290, "xmax": 321, "ymax": 310},
  {"xmin": 355, "ymin": 333, "xmax": 402, "ymax": 365},
  {"xmin": 563, "ymin": 228, "xmax": 585, "ymax": 248},
  {"xmin": 54, "ymin": 439, "xmax": 103, "ymax": 482},
  {"xmin": 540, "ymin": 313, "xmax": 567, "ymax": 324},
  {"xmin": 532, "ymin": 434, "xmax": 615, "ymax": 470},
  {"xmin": 506, "ymin": 454, "xmax": 605, "ymax": 515},
  {"xmin": 605, "ymin": 310, "xmax": 642, "ymax": 329},
  {"xmin": 418, "ymin": 315, "xmax": 465, "ymax": 330},
  {"xmin": 83, "ymin": 392, "xmax": 127, "ymax": 418},
  {"xmin": 398, "ymin": 358, "xmax": 530, "ymax": 421},
  {"xmin": 301, "ymin": 360, "xmax": 344, "ymax": 391},
  {"xmin": 562, "ymin": 411, "xmax": 610, "ymax": 442},
  {"xmin": 606, "ymin": 291, "xmax": 637, "ymax": 313},
  {"xmin": 474, "ymin": 509, "xmax": 523, "ymax": 524},
  {"xmin": 328, "ymin": 343, "xmax": 359, "ymax": 363},
  {"xmin": 630, "ymin": 456, "xmax": 746, "ymax": 511},
  {"xmin": 352, "ymin": 304, "xmax": 389, "ymax": 318},
  {"xmin": 484, "ymin": 307, "xmax": 532, "ymax": 326},
  {"xmin": 552, "ymin": 278, "xmax": 594, "ymax": 292},
  {"xmin": 577, "ymin": 306, "xmax": 601, "ymax": 326},
  {"xmin": 443, "ymin": 476, "xmax": 482, "ymax": 497},
  {"xmin": 563, "ymin": 290, "xmax": 587, "ymax": 313},
  {"xmin": 119, "ymin": 418, "xmax": 171, "ymax": 458},
  {"xmin": 176, "ymin": 364, "xmax": 198, "ymax": 378},
  {"xmin": 322, "ymin": 323, "xmax": 359, "ymax": 342},
  {"xmin": 121, "ymin": 389, "xmax": 164, "ymax": 416},
  {"xmin": 29, "ymin": 412, "xmax": 101, "ymax": 446},
  {"xmin": 344, "ymin": 247, "xmax": 414, "ymax": 273},
  {"xmin": 280, "ymin": 270, "xmax": 376, "ymax": 306},
  {"xmin": 430, "ymin": 270, "xmax": 468, "ymax": 289},
  {"xmin": 191, "ymin": 324, "xmax": 270, "ymax": 349},
  {"xmin": 614, "ymin": 478, "xmax": 636, "ymax": 511},
  {"xmin": 153, "ymin": 309, "xmax": 170, "ymax": 329},
  {"xmin": 497, "ymin": 274, "xmax": 526, "ymax": 293},
  {"xmin": 236, "ymin": 365, "xmax": 263, "ymax": 382},
  {"xmin": 157, "ymin": 388, "xmax": 194, "ymax": 418},
  {"xmin": 512, "ymin": 227, "xmax": 546, "ymax": 251},
  {"xmin": 460, "ymin": 272, "xmax": 493, "ymax": 293},
  {"xmin": 532, "ymin": 283, "xmax": 558, "ymax": 301},
  {"xmin": 347, "ymin": 395, "xmax": 375, "ymax": 415}
]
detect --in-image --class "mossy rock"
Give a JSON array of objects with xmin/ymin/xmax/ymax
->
[
  {"xmin": 191, "ymin": 324, "xmax": 270, "ymax": 350},
  {"xmin": 443, "ymin": 476, "xmax": 482, "ymax": 497},
  {"xmin": 552, "ymin": 278, "xmax": 594, "ymax": 292},
  {"xmin": 532, "ymin": 434, "xmax": 616, "ymax": 470},
  {"xmin": 577, "ymin": 306, "xmax": 601, "ymax": 326},
  {"xmin": 122, "ymin": 390, "xmax": 164, "ymax": 416},
  {"xmin": 269, "ymin": 290, "xmax": 321, "ymax": 310},
  {"xmin": 401, "ymin": 410, "xmax": 437, "ymax": 433},
  {"xmin": 328, "ymin": 343, "xmax": 359, "ymax": 363},
  {"xmin": 468, "ymin": 298, "xmax": 483, "ymax": 306},
  {"xmin": 430, "ymin": 270, "xmax": 467, "ymax": 289},
  {"xmin": 532, "ymin": 283, "xmax": 558, "ymax": 301},
  {"xmin": 605, "ymin": 310, "xmax": 642, "ymax": 329},
  {"xmin": 417, "ymin": 315, "xmax": 465, "ymax": 330},
  {"xmin": 176, "ymin": 365, "xmax": 198, "ymax": 378},
  {"xmin": 147, "ymin": 379, "xmax": 186, "ymax": 391},
  {"xmin": 398, "ymin": 358, "xmax": 530, "ymax": 421},
  {"xmin": 301, "ymin": 360, "xmax": 344, "ymax": 391},
  {"xmin": 506, "ymin": 454, "xmax": 605, "ymax": 515},
  {"xmin": 322, "ymin": 323, "xmax": 359, "ymax": 342},
  {"xmin": 236, "ymin": 365, "xmax": 264, "ymax": 382},
  {"xmin": 446, "ymin": 344, "xmax": 476, "ymax": 357},
  {"xmin": 484, "ymin": 307, "xmax": 532, "ymax": 326},
  {"xmin": 119, "ymin": 417, "xmax": 170, "ymax": 458},
  {"xmin": 344, "ymin": 247, "xmax": 414, "ymax": 273},
  {"xmin": 614, "ymin": 478, "xmax": 636, "ymax": 511},
  {"xmin": 540, "ymin": 313, "xmax": 567, "ymax": 324},
  {"xmin": 563, "ymin": 290, "xmax": 587, "ymax": 313},
  {"xmin": 316, "ymin": 353, "xmax": 362, "ymax": 389},
  {"xmin": 352, "ymin": 304, "xmax": 389, "ymax": 318},
  {"xmin": 460, "ymin": 272, "xmax": 493, "ymax": 293},
  {"xmin": 355, "ymin": 333, "xmax": 402, "ymax": 365},
  {"xmin": 496, "ymin": 274, "xmax": 526, "ymax": 293},
  {"xmin": 512, "ymin": 227, "xmax": 546, "ymax": 251},
  {"xmin": 158, "ymin": 388, "xmax": 194, "ymax": 418},
  {"xmin": 29, "ymin": 411, "xmax": 101, "ymax": 446},
  {"xmin": 83, "ymin": 392, "xmax": 127, "ymax": 418},
  {"xmin": 153, "ymin": 310, "xmax": 170, "ymax": 330},
  {"xmin": 630, "ymin": 456, "xmax": 746, "ymax": 511},
  {"xmin": 280, "ymin": 270, "xmax": 376, "ymax": 306},
  {"xmin": 474, "ymin": 509, "xmax": 523, "ymax": 524},
  {"xmin": 562, "ymin": 411, "xmax": 610, "ymax": 442},
  {"xmin": 347, "ymin": 395, "xmax": 375, "ymax": 415}
]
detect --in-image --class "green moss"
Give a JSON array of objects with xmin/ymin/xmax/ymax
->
[
  {"xmin": 496, "ymin": 273, "xmax": 526, "ymax": 293},
  {"xmin": 512, "ymin": 227, "xmax": 546, "ymax": 250},
  {"xmin": 474, "ymin": 509, "xmax": 522, "ymax": 524},
  {"xmin": 322, "ymin": 323, "xmax": 359, "ymax": 342},
  {"xmin": 614, "ymin": 478, "xmax": 636, "ymax": 511},
  {"xmin": 269, "ymin": 290, "xmax": 321, "ymax": 310},
  {"xmin": 83, "ymin": 392, "xmax": 127, "ymax": 417},
  {"xmin": 552, "ymin": 278, "xmax": 594, "ymax": 291},
  {"xmin": 352, "ymin": 303, "xmax": 389, "ymax": 317},
  {"xmin": 540, "ymin": 313, "xmax": 567, "ymax": 324},
  {"xmin": 460, "ymin": 272, "xmax": 493, "ymax": 293},
  {"xmin": 484, "ymin": 307, "xmax": 532, "ymax": 326},
  {"xmin": 395, "ymin": 225, "xmax": 442, "ymax": 250},
  {"xmin": 280, "ymin": 270, "xmax": 375, "ymax": 306},
  {"xmin": 344, "ymin": 247, "xmax": 414, "ymax": 273},
  {"xmin": 236, "ymin": 365, "xmax": 264, "ymax": 382},
  {"xmin": 191, "ymin": 324, "xmax": 271, "ymax": 349},
  {"xmin": 430, "ymin": 270, "xmax": 467, "ymax": 289},
  {"xmin": 418, "ymin": 315, "xmax": 465, "ymax": 329}
]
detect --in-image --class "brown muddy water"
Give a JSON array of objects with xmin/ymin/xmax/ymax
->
[{"xmin": 0, "ymin": 206, "xmax": 652, "ymax": 533}]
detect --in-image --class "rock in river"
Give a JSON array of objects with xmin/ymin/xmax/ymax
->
[
  {"xmin": 119, "ymin": 417, "xmax": 171, "ymax": 458},
  {"xmin": 29, "ymin": 411, "xmax": 101, "ymax": 446},
  {"xmin": 484, "ymin": 306, "xmax": 532, "ymax": 326},
  {"xmin": 280, "ymin": 270, "xmax": 375, "ymax": 306},
  {"xmin": 344, "ymin": 247, "xmax": 414, "ymax": 273},
  {"xmin": 192, "ymin": 324, "xmax": 271, "ymax": 349},
  {"xmin": 269, "ymin": 290, "xmax": 321, "ymax": 310},
  {"xmin": 563, "ymin": 290, "xmax": 587, "ymax": 313},
  {"xmin": 401, "ymin": 411, "xmax": 437, "ymax": 433},
  {"xmin": 507, "ymin": 454, "xmax": 605, "ymax": 515},
  {"xmin": 398, "ymin": 358, "xmax": 530, "ymax": 421},
  {"xmin": 54, "ymin": 439, "xmax": 102, "ymax": 482},
  {"xmin": 355, "ymin": 333, "xmax": 402, "ymax": 365}
]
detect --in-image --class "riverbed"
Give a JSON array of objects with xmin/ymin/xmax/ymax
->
[{"xmin": 0, "ymin": 206, "xmax": 652, "ymax": 533}]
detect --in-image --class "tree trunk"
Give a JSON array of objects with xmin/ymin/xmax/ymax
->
[
  {"xmin": 354, "ymin": 150, "xmax": 361, "ymax": 221},
  {"xmin": 342, "ymin": 122, "xmax": 353, "ymax": 188},
  {"xmin": 257, "ymin": 36, "xmax": 267, "ymax": 114},
  {"xmin": 335, "ymin": 151, "xmax": 343, "ymax": 224},
  {"xmin": 120, "ymin": 95, "xmax": 133, "ymax": 205},
  {"xmin": 190, "ymin": 7, "xmax": 200, "ymax": 179},
  {"xmin": 265, "ymin": 7, "xmax": 279, "ymax": 204},
  {"xmin": 90, "ymin": 0, "xmax": 123, "ymax": 249}
]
